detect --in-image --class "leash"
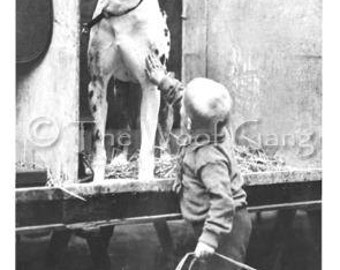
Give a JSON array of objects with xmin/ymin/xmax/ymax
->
[
  {"xmin": 82, "ymin": 0, "xmax": 144, "ymax": 34},
  {"xmin": 175, "ymin": 252, "xmax": 258, "ymax": 270}
]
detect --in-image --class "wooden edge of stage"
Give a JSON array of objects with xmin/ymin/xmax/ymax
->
[{"xmin": 16, "ymin": 169, "xmax": 322, "ymax": 203}]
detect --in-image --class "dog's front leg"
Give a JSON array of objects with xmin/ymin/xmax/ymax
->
[
  {"xmin": 116, "ymin": 41, "xmax": 161, "ymax": 180},
  {"xmin": 139, "ymin": 83, "xmax": 160, "ymax": 180}
]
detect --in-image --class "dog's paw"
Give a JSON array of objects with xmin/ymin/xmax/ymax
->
[
  {"xmin": 138, "ymin": 157, "xmax": 155, "ymax": 181},
  {"xmin": 109, "ymin": 154, "xmax": 129, "ymax": 167},
  {"xmin": 92, "ymin": 166, "xmax": 106, "ymax": 182},
  {"xmin": 138, "ymin": 169, "xmax": 155, "ymax": 181}
]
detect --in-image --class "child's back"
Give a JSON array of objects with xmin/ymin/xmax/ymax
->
[{"xmin": 145, "ymin": 54, "xmax": 252, "ymax": 269}]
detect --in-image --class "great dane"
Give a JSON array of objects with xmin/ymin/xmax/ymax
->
[{"xmin": 87, "ymin": 0, "xmax": 171, "ymax": 181}]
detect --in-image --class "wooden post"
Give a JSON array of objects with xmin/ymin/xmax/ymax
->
[
  {"xmin": 264, "ymin": 210, "xmax": 297, "ymax": 270},
  {"xmin": 153, "ymin": 221, "xmax": 176, "ymax": 269},
  {"xmin": 45, "ymin": 230, "xmax": 72, "ymax": 270},
  {"xmin": 16, "ymin": 0, "xmax": 80, "ymax": 184},
  {"xmin": 181, "ymin": 0, "xmax": 208, "ymax": 84},
  {"xmin": 86, "ymin": 226, "xmax": 115, "ymax": 270}
]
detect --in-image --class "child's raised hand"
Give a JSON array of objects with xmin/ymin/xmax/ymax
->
[
  {"xmin": 145, "ymin": 53, "xmax": 167, "ymax": 86},
  {"xmin": 195, "ymin": 241, "xmax": 215, "ymax": 260}
]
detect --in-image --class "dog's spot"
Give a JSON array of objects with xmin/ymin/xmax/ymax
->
[
  {"xmin": 89, "ymin": 90, "xmax": 94, "ymax": 99},
  {"xmin": 97, "ymin": 92, "xmax": 103, "ymax": 100},
  {"xmin": 94, "ymin": 51, "xmax": 100, "ymax": 63},
  {"xmin": 160, "ymin": 54, "xmax": 166, "ymax": 65},
  {"xmin": 89, "ymin": 51, "xmax": 100, "ymax": 68},
  {"xmin": 154, "ymin": 49, "xmax": 159, "ymax": 55},
  {"xmin": 92, "ymin": 105, "xmax": 97, "ymax": 112},
  {"xmin": 92, "ymin": 130, "xmax": 101, "ymax": 142},
  {"xmin": 167, "ymin": 41, "xmax": 170, "ymax": 47},
  {"xmin": 164, "ymin": 29, "xmax": 169, "ymax": 37},
  {"xmin": 95, "ymin": 130, "xmax": 101, "ymax": 141}
]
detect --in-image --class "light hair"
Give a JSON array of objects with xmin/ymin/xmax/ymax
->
[{"xmin": 183, "ymin": 78, "xmax": 233, "ymax": 133}]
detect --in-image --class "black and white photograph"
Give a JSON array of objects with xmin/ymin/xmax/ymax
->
[{"xmin": 8, "ymin": 0, "xmax": 332, "ymax": 269}]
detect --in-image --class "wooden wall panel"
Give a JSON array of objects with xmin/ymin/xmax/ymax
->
[
  {"xmin": 16, "ymin": 0, "xmax": 80, "ymax": 183},
  {"xmin": 181, "ymin": 0, "xmax": 208, "ymax": 84},
  {"xmin": 182, "ymin": 0, "xmax": 322, "ymax": 168}
]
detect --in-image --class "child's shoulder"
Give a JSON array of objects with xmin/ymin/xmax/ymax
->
[{"xmin": 194, "ymin": 142, "xmax": 229, "ymax": 169}]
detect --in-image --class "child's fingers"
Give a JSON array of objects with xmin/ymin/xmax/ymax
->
[
  {"xmin": 148, "ymin": 55, "xmax": 155, "ymax": 68},
  {"xmin": 146, "ymin": 55, "xmax": 154, "ymax": 70},
  {"xmin": 150, "ymin": 53, "xmax": 163, "ymax": 69},
  {"xmin": 147, "ymin": 53, "xmax": 166, "ymax": 72},
  {"xmin": 150, "ymin": 54, "xmax": 160, "ymax": 68},
  {"xmin": 144, "ymin": 68, "xmax": 151, "ymax": 79},
  {"xmin": 145, "ymin": 57, "xmax": 150, "ymax": 69}
]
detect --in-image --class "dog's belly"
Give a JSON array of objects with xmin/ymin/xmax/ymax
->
[
  {"xmin": 91, "ymin": 0, "xmax": 170, "ymax": 85},
  {"xmin": 112, "ymin": 24, "xmax": 170, "ymax": 85},
  {"xmin": 111, "ymin": 51, "xmax": 137, "ymax": 83}
]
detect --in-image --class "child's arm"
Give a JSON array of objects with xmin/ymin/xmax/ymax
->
[
  {"xmin": 145, "ymin": 54, "xmax": 184, "ymax": 106},
  {"xmin": 197, "ymin": 157, "xmax": 235, "ymax": 251}
]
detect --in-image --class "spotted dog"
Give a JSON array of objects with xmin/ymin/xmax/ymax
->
[{"xmin": 87, "ymin": 0, "xmax": 171, "ymax": 181}]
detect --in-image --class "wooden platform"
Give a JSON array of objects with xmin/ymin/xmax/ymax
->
[{"xmin": 16, "ymin": 169, "xmax": 321, "ymax": 233}]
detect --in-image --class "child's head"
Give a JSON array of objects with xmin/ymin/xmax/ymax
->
[{"xmin": 181, "ymin": 78, "xmax": 232, "ymax": 135}]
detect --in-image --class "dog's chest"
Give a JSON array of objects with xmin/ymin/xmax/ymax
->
[
  {"xmin": 114, "ymin": 8, "xmax": 169, "ymax": 48},
  {"xmin": 110, "ymin": 9, "xmax": 170, "ymax": 81}
]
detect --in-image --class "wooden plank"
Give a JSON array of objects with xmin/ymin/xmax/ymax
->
[
  {"xmin": 247, "ymin": 200, "xmax": 321, "ymax": 212},
  {"xmin": 16, "ymin": 169, "xmax": 48, "ymax": 188},
  {"xmin": 16, "ymin": 224, "xmax": 66, "ymax": 234},
  {"xmin": 181, "ymin": 0, "xmax": 208, "ymax": 84},
  {"xmin": 242, "ymin": 169, "xmax": 322, "ymax": 186},
  {"xmin": 16, "ymin": 201, "xmax": 321, "ymax": 233},
  {"xmin": 16, "ymin": 169, "xmax": 322, "ymax": 203},
  {"xmin": 16, "ymin": 175, "xmax": 321, "ymax": 229},
  {"xmin": 61, "ymin": 192, "xmax": 180, "ymax": 224},
  {"xmin": 246, "ymin": 180, "xmax": 321, "ymax": 207},
  {"xmin": 16, "ymin": 0, "xmax": 80, "ymax": 183},
  {"xmin": 68, "ymin": 214, "xmax": 183, "ymax": 230},
  {"xmin": 16, "ymin": 214, "xmax": 183, "ymax": 235},
  {"xmin": 206, "ymin": 0, "xmax": 236, "ymax": 82},
  {"xmin": 16, "ymin": 199, "xmax": 64, "ymax": 227},
  {"xmin": 16, "ymin": 178, "xmax": 174, "ymax": 202}
]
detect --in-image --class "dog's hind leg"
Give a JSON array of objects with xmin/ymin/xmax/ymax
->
[
  {"xmin": 156, "ymin": 96, "xmax": 174, "ymax": 158},
  {"xmin": 108, "ymin": 79, "xmax": 131, "ymax": 167},
  {"xmin": 87, "ymin": 26, "xmax": 116, "ymax": 182},
  {"xmin": 88, "ymin": 77, "xmax": 109, "ymax": 182}
]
